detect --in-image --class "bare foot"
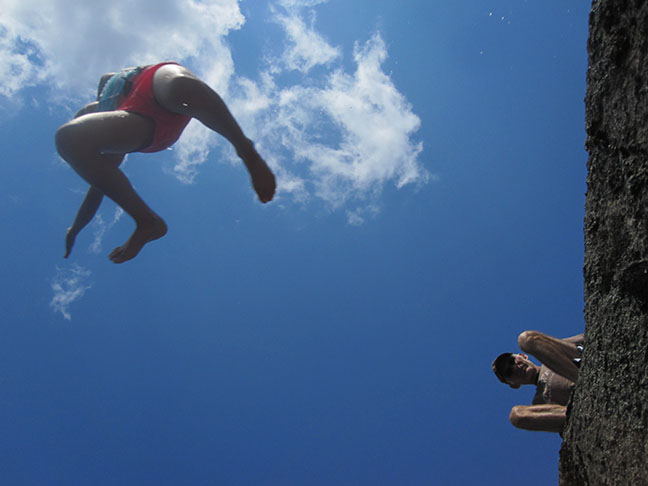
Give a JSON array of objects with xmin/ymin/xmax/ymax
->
[
  {"xmin": 109, "ymin": 216, "xmax": 168, "ymax": 263},
  {"xmin": 243, "ymin": 151, "xmax": 276, "ymax": 203},
  {"xmin": 64, "ymin": 227, "xmax": 77, "ymax": 258}
]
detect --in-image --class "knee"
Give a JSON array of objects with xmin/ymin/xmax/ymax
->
[
  {"xmin": 518, "ymin": 330, "xmax": 543, "ymax": 353},
  {"xmin": 55, "ymin": 122, "xmax": 77, "ymax": 160},
  {"xmin": 55, "ymin": 120, "xmax": 95, "ymax": 164},
  {"xmin": 509, "ymin": 406, "xmax": 527, "ymax": 429}
]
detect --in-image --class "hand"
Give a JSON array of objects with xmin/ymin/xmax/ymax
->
[
  {"xmin": 247, "ymin": 158, "xmax": 276, "ymax": 203},
  {"xmin": 252, "ymin": 169, "xmax": 277, "ymax": 203}
]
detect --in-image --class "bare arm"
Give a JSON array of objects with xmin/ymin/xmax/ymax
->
[{"xmin": 509, "ymin": 404, "xmax": 566, "ymax": 433}]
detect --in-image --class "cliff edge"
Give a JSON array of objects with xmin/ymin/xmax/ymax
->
[{"xmin": 560, "ymin": 1, "xmax": 648, "ymax": 484}]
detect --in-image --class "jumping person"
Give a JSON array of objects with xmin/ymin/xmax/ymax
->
[
  {"xmin": 56, "ymin": 61, "xmax": 276, "ymax": 263},
  {"xmin": 492, "ymin": 330, "xmax": 584, "ymax": 433}
]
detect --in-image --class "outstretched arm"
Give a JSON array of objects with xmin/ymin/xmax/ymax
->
[
  {"xmin": 509, "ymin": 404, "xmax": 566, "ymax": 433},
  {"xmin": 150, "ymin": 64, "xmax": 276, "ymax": 203},
  {"xmin": 518, "ymin": 330, "xmax": 580, "ymax": 383}
]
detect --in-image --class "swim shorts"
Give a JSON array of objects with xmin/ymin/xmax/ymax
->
[{"xmin": 97, "ymin": 62, "xmax": 192, "ymax": 153}]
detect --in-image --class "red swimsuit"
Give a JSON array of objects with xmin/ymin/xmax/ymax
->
[{"xmin": 117, "ymin": 62, "xmax": 192, "ymax": 153}]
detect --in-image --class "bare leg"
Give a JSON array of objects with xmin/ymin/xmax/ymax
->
[
  {"xmin": 56, "ymin": 111, "xmax": 166, "ymax": 263},
  {"xmin": 64, "ymin": 101, "xmax": 104, "ymax": 258},
  {"xmin": 562, "ymin": 333, "xmax": 585, "ymax": 346},
  {"xmin": 518, "ymin": 331, "xmax": 580, "ymax": 383},
  {"xmin": 65, "ymin": 186, "xmax": 104, "ymax": 258},
  {"xmin": 75, "ymin": 101, "xmax": 100, "ymax": 118},
  {"xmin": 152, "ymin": 64, "xmax": 276, "ymax": 202},
  {"xmin": 509, "ymin": 404, "xmax": 566, "ymax": 433}
]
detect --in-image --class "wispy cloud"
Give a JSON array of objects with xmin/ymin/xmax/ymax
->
[
  {"xmin": 2, "ymin": 0, "xmax": 428, "ymax": 224},
  {"xmin": 0, "ymin": 0, "xmax": 244, "ymax": 100},
  {"xmin": 50, "ymin": 265, "xmax": 92, "ymax": 320},
  {"xmin": 222, "ymin": 29, "xmax": 427, "ymax": 219},
  {"xmin": 271, "ymin": 0, "xmax": 341, "ymax": 73},
  {"xmin": 89, "ymin": 207, "xmax": 124, "ymax": 254}
]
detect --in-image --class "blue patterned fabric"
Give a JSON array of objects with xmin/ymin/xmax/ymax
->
[{"xmin": 96, "ymin": 66, "xmax": 143, "ymax": 112}]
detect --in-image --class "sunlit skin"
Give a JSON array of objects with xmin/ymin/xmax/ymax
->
[
  {"xmin": 509, "ymin": 404, "xmax": 566, "ymax": 434},
  {"xmin": 504, "ymin": 353, "xmax": 540, "ymax": 388},
  {"xmin": 57, "ymin": 63, "xmax": 276, "ymax": 263},
  {"xmin": 494, "ymin": 331, "xmax": 584, "ymax": 433},
  {"xmin": 518, "ymin": 330, "xmax": 581, "ymax": 383},
  {"xmin": 500, "ymin": 353, "xmax": 567, "ymax": 433}
]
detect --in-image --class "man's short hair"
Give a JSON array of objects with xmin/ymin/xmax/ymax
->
[{"xmin": 492, "ymin": 353, "xmax": 515, "ymax": 386}]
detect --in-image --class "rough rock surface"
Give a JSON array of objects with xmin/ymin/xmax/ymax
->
[{"xmin": 559, "ymin": 1, "xmax": 648, "ymax": 484}]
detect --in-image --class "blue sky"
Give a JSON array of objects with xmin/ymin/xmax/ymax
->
[{"xmin": 1, "ymin": 1, "xmax": 590, "ymax": 484}]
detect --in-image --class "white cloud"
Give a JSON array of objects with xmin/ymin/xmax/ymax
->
[
  {"xmin": 224, "ymin": 31, "xmax": 428, "ymax": 211},
  {"xmin": 169, "ymin": 121, "xmax": 219, "ymax": 185},
  {"xmin": 347, "ymin": 204, "xmax": 380, "ymax": 226},
  {"xmin": 271, "ymin": 3, "xmax": 341, "ymax": 73},
  {"xmin": 50, "ymin": 265, "xmax": 92, "ymax": 321},
  {"xmin": 277, "ymin": 0, "xmax": 328, "ymax": 7},
  {"xmin": 89, "ymin": 207, "xmax": 124, "ymax": 254},
  {"xmin": 2, "ymin": 0, "xmax": 428, "ymax": 221},
  {"xmin": 0, "ymin": 0, "xmax": 244, "ymax": 100},
  {"xmin": 0, "ymin": 26, "xmax": 41, "ymax": 98}
]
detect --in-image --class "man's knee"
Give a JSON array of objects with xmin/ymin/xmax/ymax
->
[
  {"xmin": 509, "ymin": 405, "xmax": 546, "ymax": 430},
  {"xmin": 509, "ymin": 405, "xmax": 527, "ymax": 429},
  {"xmin": 509, "ymin": 404, "xmax": 566, "ymax": 433},
  {"xmin": 518, "ymin": 330, "xmax": 544, "ymax": 353}
]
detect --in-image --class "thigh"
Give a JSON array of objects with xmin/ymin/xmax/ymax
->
[
  {"xmin": 59, "ymin": 110, "xmax": 155, "ymax": 156},
  {"xmin": 519, "ymin": 330, "xmax": 580, "ymax": 359}
]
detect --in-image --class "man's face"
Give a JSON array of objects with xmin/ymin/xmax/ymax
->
[{"xmin": 505, "ymin": 353, "xmax": 537, "ymax": 387}]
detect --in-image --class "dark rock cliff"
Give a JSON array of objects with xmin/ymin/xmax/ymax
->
[{"xmin": 560, "ymin": 1, "xmax": 648, "ymax": 484}]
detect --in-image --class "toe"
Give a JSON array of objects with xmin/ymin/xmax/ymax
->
[{"xmin": 109, "ymin": 247, "xmax": 123, "ymax": 262}]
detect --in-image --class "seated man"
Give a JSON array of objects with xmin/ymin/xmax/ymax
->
[{"xmin": 492, "ymin": 331, "xmax": 584, "ymax": 433}]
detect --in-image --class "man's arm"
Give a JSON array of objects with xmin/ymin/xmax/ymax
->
[
  {"xmin": 518, "ymin": 331, "xmax": 579, "ymax": 383},
  {"xmin": 509, "ymin": 404, "xmax": 566, "ymax": 433}
]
